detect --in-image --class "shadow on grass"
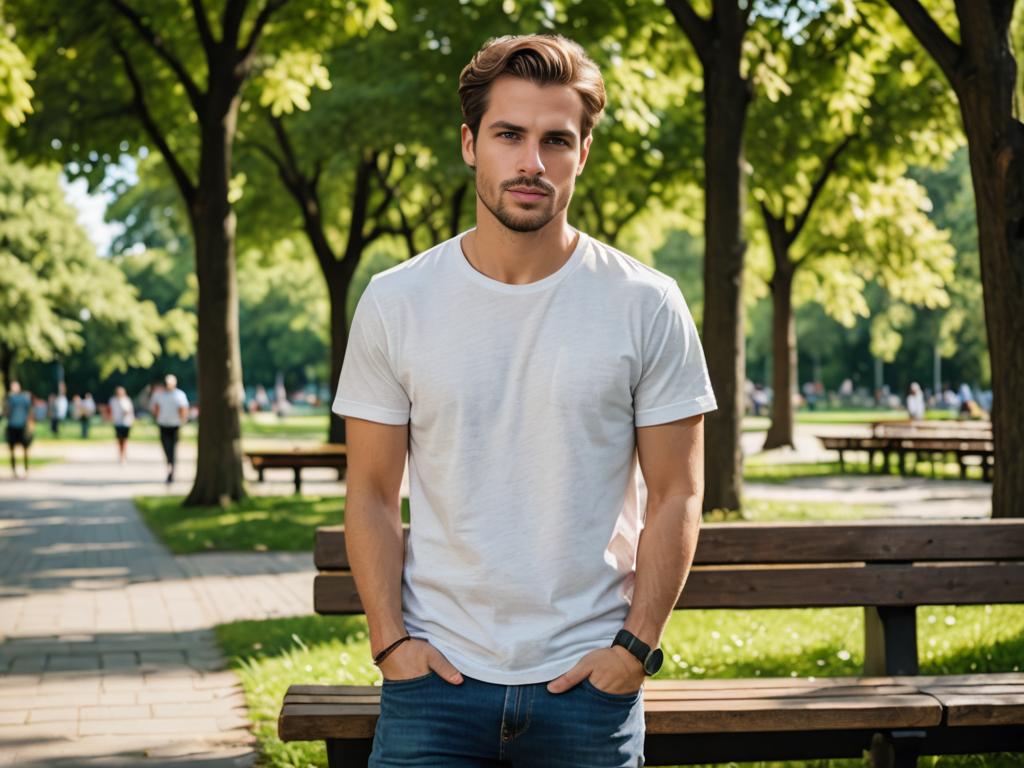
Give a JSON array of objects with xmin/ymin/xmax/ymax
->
[{"xmin": 135, "ymin": 495, "xmax": 410, "ymax": 554}]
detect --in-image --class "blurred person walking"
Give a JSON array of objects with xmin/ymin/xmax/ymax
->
[
  {"xmin": 150, "ymin": 374, "xmax": 189, "ymax": 483},
  {"xmin": 49, "ymin": 383, "xmax": 69, "ymax": 435},
  {"xmin": 906, "ymin": 382, "xmax": 926, "ymax": 421},
  {"xmin": 5, "ymin": 381, "xmax": 34, "ymax": 478},
  {"xmin": 108, "ymin": 386, "xmax": 135, "ymax": 464},
  {"xmin": 76, "ymin": 392, "xmax": 97, "ymax": 438}
]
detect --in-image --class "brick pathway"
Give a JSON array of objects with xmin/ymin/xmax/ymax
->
[{"xmin": 0, "ymin": 441, "xmax": 316, "ymax": 766}]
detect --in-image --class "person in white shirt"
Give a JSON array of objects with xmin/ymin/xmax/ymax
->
[
  {"xmin": 150, "ymin": 374, "xmax": 189, "ymax": 483},
  {"xmin": 905, "ymin": 382, "xmax": 926, "ymax": 422},
  {"xmin": 335, "ymin": 34, "xmax": 715, "ymax": 767},
  {"xmin": 108, "ymin": 386, "xmax": 135, "ymax": 464}
]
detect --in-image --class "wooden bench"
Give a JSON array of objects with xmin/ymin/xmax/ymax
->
[
  {"xmin": 244, "ymin": 445, "xmax": 347, "ymax": 494},
  {"xmin": 819, "ymin": 427, "xmax": 994, "ymax": 479},
  {"xmin": 279, "ymin": 520, "xmax": 1024, "ymax": 766}
]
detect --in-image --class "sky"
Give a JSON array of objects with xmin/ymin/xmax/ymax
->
[{"xmin": 61, "ymin": 176, "xmax": 123, "ymax": 256}]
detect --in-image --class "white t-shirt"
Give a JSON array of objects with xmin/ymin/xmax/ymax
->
[
  {"xmin": 333, "ymin": 231, "xmax": 716, "ymax": 685},
  {"xmin": 152, "ymin": 388, "xmax": 189, "ymax": 427},
  {"xmin": 109, "ymin": 395, "xmax": 135, "ymax": 427}
]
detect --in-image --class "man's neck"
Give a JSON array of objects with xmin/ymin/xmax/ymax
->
[{"xmin": 462, "ymin": 208, "xmax": 579, "ymax": 286}]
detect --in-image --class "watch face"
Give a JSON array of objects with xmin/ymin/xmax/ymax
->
[{"xmin": 643, "ymin": 648, "xmax": 664, "ymax": 675}]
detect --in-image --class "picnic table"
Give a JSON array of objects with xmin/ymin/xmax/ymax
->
[
  {"xmin": 244, "ymin": 445, "xmax": 347, "ymax": 494},
  {"xmin": 280, "ymin": 519, "xmax": 1024, "ymax": 767},
  {"xmin": 819, "ymin": 421, "xmax": 994, "ymax": 479}
]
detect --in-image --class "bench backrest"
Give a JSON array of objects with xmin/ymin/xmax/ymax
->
[{"xmin": 313, "ymin": 520, "xmax": 1024, "ymax": 614}]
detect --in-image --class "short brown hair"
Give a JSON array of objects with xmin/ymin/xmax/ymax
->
[{"xmin": 459, "ymin": 34, "xmax": 606, "ymax": 140}]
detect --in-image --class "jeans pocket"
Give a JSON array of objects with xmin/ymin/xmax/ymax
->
[
  {"xmin": 580, "ymin": 677, "xmax": 642, "ymax": 704},
  {"xmin": 381, "ymin": 669, "xmax": 437, "ymax": 687}
]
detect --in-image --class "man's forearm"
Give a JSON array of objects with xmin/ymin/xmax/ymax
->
[
  {"xmin": 622, "ymin": 492, "xmax": 702, "ymax": 648},
  {"xmin": 345, "ymin": 488, "xmax": 407, "ymax": 656}
]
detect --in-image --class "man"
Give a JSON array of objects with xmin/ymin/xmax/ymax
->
[
  {"xmin": 150, "ymin": 374, "xmax": 189, "ymax": 483},
  {"xmin": 5, "ymin": 381, "xmax": 34, "ymax": 478},
  {"xmin": 50, "ymin": 382, "xmax": 68, "ymax": 436},
  {"xmin": 108, "ymin": 386, "xmax": 136, "ymax": 464},
  {"xmin": 335, "ymin": 35, "xmax": 715, "ymax": 767}
]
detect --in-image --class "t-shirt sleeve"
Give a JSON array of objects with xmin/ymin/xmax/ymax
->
[
  {"xmin": 633, "ymin": 283, "xmax": 717, "ymax": 428},
  {"xmin": 332, "ymin": 281, "xmax": 411, "ymax": 426}
]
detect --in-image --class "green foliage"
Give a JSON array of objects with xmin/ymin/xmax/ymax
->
[
  {"xmin": 0, "ymin": 151, "xmax": 168, "ymax": 379},
  {"xmin": 238, "ymin": 239, "xmax": 330, "ymax": 387},
  {"xmin": 0, "ymin": 21, "xmax": 33, "ymax": 127}
]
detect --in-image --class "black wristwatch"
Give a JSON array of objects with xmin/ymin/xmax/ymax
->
[{"xmin": 611, "ymin": 629, "xmax": 664, "ymax": 676}]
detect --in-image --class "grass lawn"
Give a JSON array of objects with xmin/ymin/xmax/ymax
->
[
  {"xmin": 217, "ymin": 603, "xmax": 1024, "ymax": 768},
  {"xmin": 135, "ymin": 495, "xmax": 411, "ymax": 554},
  {"xmin": 138, "ymin": 496, "xmax": 885, "ymax": 554},
  {"xmin": 744, "ymin": 459, "xmax": 990, "ymax": 484}
]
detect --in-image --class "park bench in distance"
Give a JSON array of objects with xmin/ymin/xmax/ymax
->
[
  {"xmin": 244, "ymin": 445, "xmax": 347, "ymax": 494},
  {"xmin": 819, "ymin": 421, "xmax": 994, "ymax": 479},
  {"xmin": 279, "ymin": 519, "xmax": 1024, "ymax": 767}
]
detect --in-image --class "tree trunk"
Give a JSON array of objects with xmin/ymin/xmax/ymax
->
[
  {"xmin": 701, "ymin": 28, "xmax": 750, "ymax": 512},
  {"xmin": 910, "ymin": 0, "xmax": 1024, "ymax": 517},
  {"xmin": 327, "ymin": 271, "xmax": 355, "ymax": 444},
  {"xmin": 0, "ymin": 345, "xmax": 11, "ymax": 396},
  {"xmin": 958, "ymin": 64, "xmax": 1024, "ymax": 517},
  {"xmin": 183, "ymin": 89, "xmax": 246, "ymax": 506},
  {"xmin": 763, "ymin": 267, "xmax": 796, "ymax": 449}
]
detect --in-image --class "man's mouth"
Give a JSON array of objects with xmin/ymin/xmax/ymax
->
[{"xmin": 507, "ymin": 187, "xmax": 548, "ymax": 201}]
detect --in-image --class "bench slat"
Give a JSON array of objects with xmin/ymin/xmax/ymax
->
[
  {"xmin": 313, "ymin": 562, "xmax": 1024, "ymax": 614},
  {"xmin": 278, "ymin": 680, "xmax": 944, "ymax": 741},
  {"xmin": 314, "ymin": 521, "xmax": 1024, "ymax": 570}
]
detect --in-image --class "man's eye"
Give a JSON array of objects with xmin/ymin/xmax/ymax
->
[
  {"xmin": 546, "ymin": 137, "xmax": 570, "ymax": 146},
  {"xmin": 499, "ymin": 131, "xmax": 519, "ymax": 140}
]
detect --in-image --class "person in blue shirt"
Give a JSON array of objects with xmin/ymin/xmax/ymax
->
[{"xmin": 5, "ymin": 381, "xmax": 34, "ymax": 478}]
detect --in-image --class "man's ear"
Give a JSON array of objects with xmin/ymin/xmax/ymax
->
[
  {"xmin": 461, "ymin": 124, "xmax": 476, "ymax": 170},
  {"xmin": 576, "ymin": 133, "xmax": 593, "ymax": 177}
]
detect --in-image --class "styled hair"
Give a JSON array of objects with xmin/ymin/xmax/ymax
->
[{"xmin": 459, "ymin": 34, "xmax": 606, "ymax": 140}]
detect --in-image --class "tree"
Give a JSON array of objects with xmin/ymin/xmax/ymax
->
[
  {"xmin": 664, "ymin": 0, "xmax": 753, "ymax": 512},
  {"xmin": 0, "ymin": 151, "xmax": 167, "ymax": 392},
  {"xmin": 7, "ymin": 0, "xmax": 393, "ymax": 504},
  {"xmin": 746, "ymin": 3, "xmax": 959, "ymax": 448},
  {"xmin": 883, "ymin": 0, "xmax": 1024, "ymax": 517}
]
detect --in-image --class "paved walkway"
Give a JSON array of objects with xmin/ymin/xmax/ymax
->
[{"xmin": 0, "ymin": 441, "xmax": 315, "ymax": 767}]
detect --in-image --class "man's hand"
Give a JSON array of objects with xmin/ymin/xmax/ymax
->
[
  {"xmin": 378, "ymin": 638, "xmax": 464, "ymax": 685},
  {"xmin": 546, "ymin": 646, "xmax": 645, "ymax": 695}
]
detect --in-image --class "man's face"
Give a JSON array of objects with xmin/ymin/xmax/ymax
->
[{"xmin": 462, "ymin": 76, "xmax": 592, "ymax": 233}]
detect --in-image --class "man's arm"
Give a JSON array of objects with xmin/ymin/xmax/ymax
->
[
  {"xmin": 344, "ymin": 416, "xmax": 409, "ymax": 657},
  {"xmin": 622, "ymin": 412, "xmax": 704, "ymax": 649},
  {"xmin": 547, "ymin": 412, "xmax": 704, "ymax": 694},
  {"xmin": 344, "ymin": 416, "xmax": 464, "ymax": 684}
]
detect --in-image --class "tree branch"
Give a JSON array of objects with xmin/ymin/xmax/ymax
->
[
  {"xmin": 238, "ymin": 0, "xmax": 289, "ymax": 69},
  {"xmin": 790, "ymin": 131, "xmax": 858, "ymax": 244},
  {"xmin": 110, "ymin": 37, "xmax": 197, "ymax": 205},
  {"xmin": 221, "ymin": 0, "xmax": 250, "ymax": 52},
  {"xmin": 105, "ymin": 0, "xmax": 206, "ymax": 116},
  {"xmin": 191, "ymin": 0, "xmax": 217, "ymax": 52},
  {"xmin": 886, "ymin": 0, "xmax": 962, "ymax": 85},
  {"xmin": 665, "ymin": 0, "xmax": 712, "ymax": 65}
]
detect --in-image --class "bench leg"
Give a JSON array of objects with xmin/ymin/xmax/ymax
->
[
  {"xmin": 870, "ymin": 731, "xmax": 922, "ymax": 768},
  {"xmin": 257, "ymin": 467, "xmax": 265, "ymax": 483},
  {"xmin": 327, "ymin": 738, "xmax": 372, "ymax": 767},
  {"xmin": 837, "ymin": 450, "xmax": 845, "ymax": 472},
  {"xmin": 864, "ymin": 606, "xmax": 918, "ymax": 676},
  {"xmin": 294, "ymin": 467, "xmax": 302, "ymax": 495}
]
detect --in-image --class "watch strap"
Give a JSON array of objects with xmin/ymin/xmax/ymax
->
[{"xmin": 612, "ymin": 629, "xmax": 651, "ymax": 666}]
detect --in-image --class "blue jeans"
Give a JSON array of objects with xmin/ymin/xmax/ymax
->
[{"xmin": 369, "ymin": 670, "xmax": 645, "ymax": 767}]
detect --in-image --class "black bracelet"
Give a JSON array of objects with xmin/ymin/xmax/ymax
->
[{"xmin": 373, "ymin": 635, "xmax": 412, "ymax": 666}]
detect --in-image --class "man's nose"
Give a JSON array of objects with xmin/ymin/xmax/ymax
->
[{"xmin": 517, "ymin": 142, "xmax": 545, "ymax": 177}]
